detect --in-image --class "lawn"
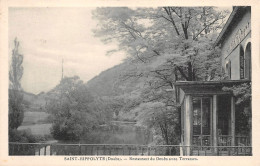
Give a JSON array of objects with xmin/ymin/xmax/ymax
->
[
  {"xmin": 18, "ymin": 111, "xmax": 52, "ymax": 136},
  {"xmin": 22, "ymin": 111, "xmax": 50, "ymax": 125},
  {"xmin": 18, "ymin": 123, "xmax": 52, "ymax": 135}
]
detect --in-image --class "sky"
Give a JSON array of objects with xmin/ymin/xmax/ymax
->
[
  {"xmin": 9, "ymin": 8, "xmax": 126, "ymax": 94},
  {"xmin": 9, "ymin": 7, "xmax": 231, "ymax": 95}
]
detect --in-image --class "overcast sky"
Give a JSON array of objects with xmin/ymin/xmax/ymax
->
[
  {"xmin": 9, "ymin": 8, "xmax": 125, "ymax": 94},
  {"xmin": 9, "ymin": 7, "xmax": 231, "ymax": 95}
]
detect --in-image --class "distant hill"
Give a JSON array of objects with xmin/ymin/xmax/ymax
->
[
  {"xmin": 85, "ymin": 61, "xmax": 149, "ymax": 121},
  {"xmin": 86, "ymin": 61, "xmax": 146, "ymax": 97},
  {"xmin": 22, "ymin": 91, "xmax": 47, "ymax": 112},
  {"xmin": 86, "ymin": 63, "xmax": 124, "ymax": 96}
]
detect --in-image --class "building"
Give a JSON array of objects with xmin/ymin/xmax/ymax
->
[
  {"xmin": 215, "ymin": 6, "xmax": 251, "ymax": 80},
  {"xmin": 175, "ymin": 6, "xmax": 251, "ymax": 156}
]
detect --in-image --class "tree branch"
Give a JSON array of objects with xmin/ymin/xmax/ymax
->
[
  {"xmin": 193, "ymin": 17, "xmax": 219, "ymax": 40},
  {"xmin": 176, "ymin": 66, "xmax": 189, "ymax": 81},
  {"xmin": 162, "ymin": 7, "xmax": 180, "ymax": 36}
]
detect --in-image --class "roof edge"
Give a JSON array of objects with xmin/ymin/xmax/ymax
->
[
  {"xmin": 174, "ymin": 79, "xmax": 251, "ymax": 86},
  {"xmin": 214, "ymin": 7, "xmax": 239, "ymax": 47}
]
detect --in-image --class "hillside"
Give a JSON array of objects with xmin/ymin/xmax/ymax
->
[
  {"xmin": 86, "ymin": 61, "xmax": 146, "ymax": 97},
  {"xmin": 86, "ymin": 61, "xmax": 149, "ymax": 121},
  {"xmin": 86, "ymin": 63, "xmax": 124, "ymax": 96},
  {"xmin": 22, "ymin": 91, "xmax": 47, "ymax": 112}
]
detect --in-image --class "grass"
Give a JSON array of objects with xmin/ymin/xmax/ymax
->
[
  {"xmin": 18, "ymin": 124, "xmax": 52, "ymax": 136},
  {"xmin": 22, "ymin": 111, "xmax": 50, "ymax": 125},
  {"xmin": 18, "ymin": 111, "xmax": 52, "ymax": 136}
]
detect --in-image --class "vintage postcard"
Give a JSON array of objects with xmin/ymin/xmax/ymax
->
[{"xmin": 0, "ymin": 0, "xmax": 260, "ymax": 166}]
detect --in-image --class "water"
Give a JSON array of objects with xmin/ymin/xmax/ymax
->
[
  {"xmin": 59, "ymin": 122, "xmax": 152, "ymax": 145},
  {"xmin": 82, "ymin": 123, "xmax": 152, "ymax": 145},
  {"xmin": 13, "ymin": 122, "xmax": 153, "ymax": 155},
  {"xmin": 53, "ymin": 122, "xmax": 153, "ymax": 155}
]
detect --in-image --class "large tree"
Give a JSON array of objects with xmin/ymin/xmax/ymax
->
[
  {"xmin": 9, "ymin": 38, "xmax": 24, "ymax": 130},
  {"xmin": 47, "ymin": 76, "xmax": 104, "ymax": 141},
  {"xmin": 92, "ymin": 7, "xmax": 230, "ymax": 145},
  {"xmin": 93, "ymin": 7, "xmax": 229, "ymax": 83}
]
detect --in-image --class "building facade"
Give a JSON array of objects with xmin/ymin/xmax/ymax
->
[{"xmin": 215, "ymin": 6, "xmax": 251, "ymax": 80}]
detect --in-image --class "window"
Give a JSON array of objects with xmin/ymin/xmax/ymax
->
[
  {"xmin": 245, "ymin": 42, "xmax": 251, "ymax": 80},
  {"xmin": 226, "ymin": 60, "xmax": 231, "ymax": 79},
  {"xmin": 192, "ymin": 97, "xmax": 211, "ymax": 146},
  {"xmin": 240, "ymin": 46, "xmax": 245, "ymax": 79}
]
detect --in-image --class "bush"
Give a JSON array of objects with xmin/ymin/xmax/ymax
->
[
  {"xmin": 9, "ymin": 129, "xmax": 37, "ymax": 155},
  {"xmin": 223, "ymin": 83, "xmax": 251, "ymax": 136},
  {"xmin": 9, "ymin": 90, "xmax": 24, "ymax": 129},
  {"xmin": 47, "ymin": 76, "xmax": 99, "ymax": 141},
  {"xmin": 9, "ymin": 129, "xmax": 36, "ymax": 143}
]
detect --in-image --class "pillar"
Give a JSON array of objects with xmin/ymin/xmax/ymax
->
[
  {"xmin": 212, "ymin": 95, "xmax": 218, "ymax": 154},
  {"xmin": 231, "ymin": 96, "xmax": 235, "ymax": 146},
  {"xmin": 184, "ymin": 95, "xmax": 193, "ymax": 155}
]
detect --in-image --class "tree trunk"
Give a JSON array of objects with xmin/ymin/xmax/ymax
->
[
  {"xmin": 187, "ymin": 62, "xmax": 193, "ymax": 81},
  {"xmin": 182, "ymin": 25, "xmax": 189, "ymax": 40}
]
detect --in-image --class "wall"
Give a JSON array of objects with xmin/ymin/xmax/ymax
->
[{"xmin": 220, "ymin": 9, "xmax": 251, "ymax": 80}]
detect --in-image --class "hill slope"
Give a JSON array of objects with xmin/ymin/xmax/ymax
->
[{"xmin": 86, "ymin": 62, "xmax": 145, "ymax": 97}]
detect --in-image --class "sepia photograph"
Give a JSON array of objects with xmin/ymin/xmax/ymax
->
[{"xmin": 6, "ymin": 6, "xmax": 253, "ymax": 157}]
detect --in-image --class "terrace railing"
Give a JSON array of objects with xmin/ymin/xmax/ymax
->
[
  {"xmin": 218, "ymin": 135, "xmax": 232, "ymax": 146},
  {"xmin": 236, "ymin": 136, "xmax": 251, "ymax": 146},
  {"xmin": 9, "ymin": 142, "xmax": 252, "ymax": 156},
  {"xmin": 192, "ymin": 135, "xmax": 250, "ymax": 147}
]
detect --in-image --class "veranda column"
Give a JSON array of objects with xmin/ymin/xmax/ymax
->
[
  {"xmin": 184, "ymin": 95, "xmax": 193, "ymax": 156},
  {"xmin": 231, "ymin": 96, "xmax": 235, "ymax": 146},
  {"xmin": 212, "ymin": 95, "xmax": 218, "ymax": 154}
]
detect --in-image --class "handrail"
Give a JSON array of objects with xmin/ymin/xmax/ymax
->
[
  {"xmin": 9, "ymin": 142, "xmax": 252, "ymax": 156},
  {"xmin": 8, "ymin": 142, "xmax": 252, "ymax": 148}
]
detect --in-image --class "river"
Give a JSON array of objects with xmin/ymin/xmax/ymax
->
[
  {"xmin": 18, "ymin": 120, "xmax": 152, "ymax": 145},
  {"xmin": 18, "ymin": 121, "xmax": 153, "ymax": 155},
  {"xmin": 83, "ymin": 122, "xmax": 152, "ymax": 145},
  {"xmin": 56, "ymin": 121, "xmax": 153, "ymax": 145}
]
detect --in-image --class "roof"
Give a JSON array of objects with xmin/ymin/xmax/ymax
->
[
  {"xmin": 174, "ymin": 79, "xmax": 250, "ymax": 87},
  {"xmin": 174, "ymin": 79, "xmax": 250, "ymax": 95},
  {"xmin": 214, "ymin": 6, "xmax": 251, "ymax": 47}
]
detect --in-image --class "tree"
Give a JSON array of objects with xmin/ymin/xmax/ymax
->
[
  {"xmin": 9, "ymin": 38, "xmax": 24, "ymax": 130},
  {"xmin": 135, "ymin": 102, "xmax": 180, "ymax": 152},
  {"xmin": 90, "ymin": 96, "xmax": 114, "ymax": 124},
  {"xmin": 223, "ymin": 83, "xmax": 251, "ymax": 136},
  {"xmin": 92, "ymin": 7, "xmax": 230, "ymax": 145},
  {"xmin": 47, "ymin": 76, "xmax": 100, "ymax": 141},
  {"xmin": 92, "ymin": 7, "xmax": 229, "ymax": 112},
  {"xmin": 93, "ymin": 7, "xmax": 229, "ymax": 82}
]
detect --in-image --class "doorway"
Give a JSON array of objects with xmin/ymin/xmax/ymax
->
[{"xmin": 192, "ymin": 97, "xmax": 211, "ymax": 146}]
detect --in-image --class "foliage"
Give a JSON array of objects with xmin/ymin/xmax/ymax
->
[
  {"xmin": 9, "ymin": 38, "xmax": 24, "ymax": 130},
  {"xmin": 93, "ymin": 7, "xmax": 229, "ymax": 82},
  {"xmin": 9, "ymin": 129, "xmax": 37, "ymax": 143},
  {"xmin": 9, "ymin": 90, "xmax": 24, "ymax": 129},
  {"xmin": 92, "ymin": 7, "xmax": 230, "ymax": 105},
  {"xmin": 222, "ymin": 83, "xmax": 251, "ymax": 106},
  {"xmin": 235, "ymin": 105, "xmax": 251, "ymax": 136},
  {"xmin": 9, "ymin": 38, "xmax": 24, "ymax": 90},
  {"xmin": 9, "ymin": 129, "xmax": 46, "ymax": 155},
  {"xmin": 47, "ymin": 76, "xmax": 111, "ymax": 141},
  {"xmin": 92, "ymin": 7, "xmax": 230, "ymax": 145},
  {"xmin": 222, "ymin": 83, "xmax": 251, "ymax": 136},
  {"xmin": 135, "ymin": 102, "xmax": 180, "ymax": 145},
  {"xmin": 88, "ymin": 96, "xmax": 114, "ymax": 124}
]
